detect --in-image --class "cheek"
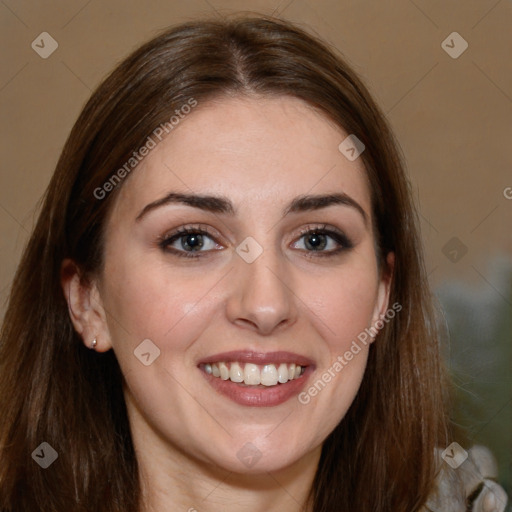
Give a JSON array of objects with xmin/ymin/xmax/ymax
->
[
  {"xmin": 295, "ymin": 260, "xmax": 379, "ymax": 437},
  {"xmin": 101, "ymin": 255, "xmax": 225, "ymax": 355},
  {"xmin": 302, "ymin": 257, "xmax": 380, "ymax": 354}
]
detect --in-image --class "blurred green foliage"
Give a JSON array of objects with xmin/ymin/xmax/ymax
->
[{"xmin": 436, "ymin": 258, "xmax": 512, "ymax": 508}]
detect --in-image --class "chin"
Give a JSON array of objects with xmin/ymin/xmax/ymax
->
[{"xmin": 201, "ymin": 432, "xmax": 317, "ymax": 475}]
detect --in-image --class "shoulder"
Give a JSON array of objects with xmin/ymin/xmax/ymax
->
[{"xmin": 421, "ymin": 445, "xmax": 508, "ymax": 512}]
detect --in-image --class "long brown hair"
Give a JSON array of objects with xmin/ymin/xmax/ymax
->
[{"xmin": 0, "ymin": 15, "xmax": 449, "ymax": 511}]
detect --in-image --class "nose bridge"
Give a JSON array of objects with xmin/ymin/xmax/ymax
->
[{"xmin": 226, "ymin": 241, "xmax": 297, "ymax": 335}]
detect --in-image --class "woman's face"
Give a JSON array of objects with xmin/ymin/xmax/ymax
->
[{"xmin": 94, "ymin": 95, "xmax": 392, "ymax": 473}]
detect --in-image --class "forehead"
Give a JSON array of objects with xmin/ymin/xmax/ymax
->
[{"xmin": 110, "ymin": 95, "xmax": 371, "ymax": 220}]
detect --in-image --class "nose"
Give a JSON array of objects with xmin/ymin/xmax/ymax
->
[{"xmin": 225, "ymin": 247, "xmax": 298, "ymax": 336}]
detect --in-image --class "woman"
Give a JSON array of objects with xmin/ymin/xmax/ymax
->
[{"xmin": 0, "ymin": 15, "xmax": 506, "ymax": 512}]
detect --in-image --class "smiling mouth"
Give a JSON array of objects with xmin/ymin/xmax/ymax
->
[{"xmin": 200, "ymin": 361, "xmax": 306, "ymax": 387}]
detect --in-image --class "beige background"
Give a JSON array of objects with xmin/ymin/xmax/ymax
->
[{"xmin": 1, "ymin": 0, "xmax": 511, "ymax": 496}]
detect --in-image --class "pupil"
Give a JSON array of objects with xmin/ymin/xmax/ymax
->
[
  {"xmin": 183, "ymin": 234, "xmax": 203, "ymax": 251},
  {"xmin": 306, "ymin": 233, "xmax": 326, "ymax": 250}
]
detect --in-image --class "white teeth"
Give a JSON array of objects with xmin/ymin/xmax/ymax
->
[
  {"xmin": 277, "ymin": 363, "xmax": 289, "ymax": 383},
  {"xmin": 260, "ymin": 364, "xmax": 278, "ymax": 386},
  {"xmin": 219, "ymin": 362, "xmax": 229, "ymax": 380},
  {"xmin": 244, "ymin": 363, "xmax": 261, "ymax": 385},
  {"xmin": 229, "ymin": 362, "xmax": 244, "ymax": 383},
  {"xmin": 204, "ymin": 362, "xmax": 304, "ymax": 386}
]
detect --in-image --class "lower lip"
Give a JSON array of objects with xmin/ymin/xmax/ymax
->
[{"xmin": 200, "ymin": 366, "xmax": 313, "ymax": 407}]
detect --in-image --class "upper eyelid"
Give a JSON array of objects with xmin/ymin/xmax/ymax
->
[
  {"xmin": 163, "ymin": 223, "xmax": 345, "ymax": 239},
  {"xmin": 162, "ymin": 224, "xmax": 222, "ymax": 240}
]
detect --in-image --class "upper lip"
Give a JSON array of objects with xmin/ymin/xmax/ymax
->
[{"xmin": 197, "ymin": 350, "xmax": 315, "ymax": 367}]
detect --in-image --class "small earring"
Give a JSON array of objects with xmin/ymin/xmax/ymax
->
[{"xmin": 90, "ymin": 338, "xmax": 97, "ymax": 350}]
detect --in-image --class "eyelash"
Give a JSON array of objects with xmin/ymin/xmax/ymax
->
[{"xmin": 157, "ymin": 224, "xmax": 353, "ymax": 260}]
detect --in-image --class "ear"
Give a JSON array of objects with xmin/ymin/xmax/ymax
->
[
  {"xmin": 370, "ymin": 251, "xmax": 395, "ymax": 341},
  {"xmin": 60, "ymin": 259, "xmax": 112, "ymax": 352}
]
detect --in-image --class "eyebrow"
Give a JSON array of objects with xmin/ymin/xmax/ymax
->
[
  {"xmin": 135, "ymin": 191, "xmax": 368, "ymax": 225},
  {"xmin": 284, "ymin": 193, "xmax": 368, "ymax": 224},
  {"xmin": 136, "ymin": 192, "xmax": 235, "ymax": 221}
]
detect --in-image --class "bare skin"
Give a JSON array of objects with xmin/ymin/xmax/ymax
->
[{"xmin": 62, "ymin": 95, "xmax": 393, "ymax": 512}]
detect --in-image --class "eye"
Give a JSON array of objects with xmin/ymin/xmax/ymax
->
[
  {"xmin": 291, "ymin": 225, "xmax": 353, "ymax": 257},
  {"xmin": 158, "ymin": 226, "xmax": 222, "ymax": 258},
  {"xmin": 158, "ymin": 224, "xmax": 353, "ymax": 260}
]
